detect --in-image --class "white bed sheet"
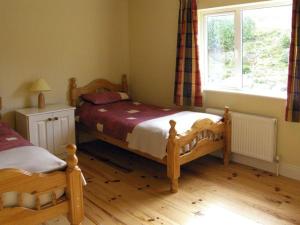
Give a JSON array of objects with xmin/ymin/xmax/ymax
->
[
  {"xmin": 0, "ymin": 146, "xmax": 66, "ymax": 172},
  {"xmin": 126, "ymin": 111, "xmax": 222, "ymax": 159}
]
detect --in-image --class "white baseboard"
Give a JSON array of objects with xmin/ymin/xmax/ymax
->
[
  {"xmin": 280, "ymin": 163, "xmax": 300, "ymax": 181},
  {"xmin": 211, "ymin": 151, "xmax": 300, "ymax": 181}
]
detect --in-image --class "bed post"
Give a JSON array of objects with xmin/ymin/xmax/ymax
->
[
  {"xmin": 122, "ymin": 74, "xmax": 128, "ymax": 93},
  {"xmin": 167, "ymin": 120, "xmax": 180, "ymax": 193},
  {"xmin": 70, "ymin": 78, "xmax": 77, "ymax": 107},
  {"xmin": 66, "ymin": 144, "xmax": 84, "ymax": 225},
  {"xmin": 223, "ymin": 107, "xmax": 231, "ymax": 166}
]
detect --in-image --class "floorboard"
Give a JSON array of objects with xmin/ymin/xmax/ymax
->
[{"xmin": 48, "ymin": 141, "xmax": 300, "ymax": 225}]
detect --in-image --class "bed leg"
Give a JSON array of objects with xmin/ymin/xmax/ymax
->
[
  {"xmin": 170, "ymin": 178, "xmax": 179, "ymax": 193},
  {"xmin": 223, "ymin": 107, "xmax": 231, "ymax": 166},
  {"xmin": 66, "ymin": 144, "xmax": 84, "ymax": 225},
  {"xmin": 167, "ymin": 120, "xmax": 180, "ymax": 193}
]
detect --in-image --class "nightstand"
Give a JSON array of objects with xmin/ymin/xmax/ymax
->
[{"xmin": 16, "ymin": 104, "xmax": 75, "ymax": 158}]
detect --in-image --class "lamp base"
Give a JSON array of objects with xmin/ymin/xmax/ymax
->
[{"xmin": 38, "ymin": 92, "xmax": 45, "ymax": 109}]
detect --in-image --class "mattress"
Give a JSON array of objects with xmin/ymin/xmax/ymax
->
[
  {"xmin": 2, "ymin": 189, "xmax": 65, "ymax": 209},
  {"xmin": 77, "ymin": 101, "xmax": 222, "ymax": 159}
]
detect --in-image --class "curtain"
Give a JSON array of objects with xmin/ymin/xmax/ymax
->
[
  {"xmin": 286, "ymin": 0, "xmax": 300, "ymax": 122},
  {"xmin": 174, "ymin": 0, "xmax": 202, "ymax": 107}
]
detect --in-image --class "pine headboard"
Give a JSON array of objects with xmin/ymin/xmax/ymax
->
[{"xmin": 69, "ymin": 74, "xmax": 128, "ymax": 107}]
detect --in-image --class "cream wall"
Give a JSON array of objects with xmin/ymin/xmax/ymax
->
[
  {"xmin": 128, "ymin": 0, "xmax": 300, "ymax": 167},
  {"xmin": 128, "ymin": 0, "xmax": 178, "ymax": 106},
  {"xmin": 0, "ymin": 0, "xmax": 129, "ymax": 126}
]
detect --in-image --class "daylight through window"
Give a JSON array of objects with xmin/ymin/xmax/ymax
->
[{"xmin": 200, "ymin": 1, "xmax": 292, "ymax": 97}]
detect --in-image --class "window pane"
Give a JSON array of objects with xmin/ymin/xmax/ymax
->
[
  {"xmin": 242, "ymin": 6, "xmax": 292, "ymax": 94},
  {"xmin": 206, "ymin": 14, "xmax": 238, "ymax": 88}
]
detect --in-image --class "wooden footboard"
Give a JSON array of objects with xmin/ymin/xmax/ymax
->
[
  {"xmin": 0, "ymin": 144, "xmax": 84, "ymax": 225},
  {"xmin": 167, "ymin": 107, "xmax": 231, "ymax": 192}
]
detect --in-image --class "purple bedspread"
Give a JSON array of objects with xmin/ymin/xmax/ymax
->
[
  {"xmin": 76, "ymin": 101, "xmax": 179, "ymax": 141},
  {"xmin": 0, "ymin": 122, "xmax": 32, "ymax": 152}
]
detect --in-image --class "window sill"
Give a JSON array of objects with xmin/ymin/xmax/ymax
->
[{"xmin": 203, "ymin": 88, "xmax": 287, "ymax": 101}]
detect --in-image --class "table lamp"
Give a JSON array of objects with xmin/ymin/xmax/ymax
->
[{"xmin": 30, "ymin": 78, "xmax": 51, "ymax": 109}]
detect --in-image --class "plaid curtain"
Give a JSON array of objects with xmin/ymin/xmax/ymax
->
[
  {"xmin": 286, "ymin": 0, "xmax": 300, "ymax": 122},
  {"xmin": 174, "ymin": 0, "xmax": 202, "ymax": 107}
]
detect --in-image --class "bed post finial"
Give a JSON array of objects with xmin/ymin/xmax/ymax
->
[
  {"xmin": 66, "ymin": 144, "xmax": 84, "ymax": 225},
  {"xmin": 122, "ymin": 74, "xmax": 128, "ymax": 93},
  {"xmin": 69, "ymin": 78, "xmax": 77, "ymax": 107},
  {"xmin": 223, "ymin": 106, "xmax": 231, "ymax": 166},
  {"xmin": 167, "ymin": 120, "xmax": 180, "ymax": 193},
  {"xmin": 169, "ymin": 120, "xmax": 177, "ymax": 138},
  {"xmin": 224, "ymin": 106, "xmax": 229, "ymax": 115},
  {"xmin": 66, "ymin": 144, "xmax": 78, "ymax": 169}
]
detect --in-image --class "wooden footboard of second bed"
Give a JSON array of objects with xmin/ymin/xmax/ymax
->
[{"xmin": 166, "ymin": 107, "xmax": 231, "ymax": 192}]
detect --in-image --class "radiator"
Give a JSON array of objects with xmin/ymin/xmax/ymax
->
[{"xmin": 206, "ymin": 108, "xmax": 277, "ymax": 162}]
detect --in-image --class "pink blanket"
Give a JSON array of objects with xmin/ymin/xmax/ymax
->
[
  {"xmin": 0, "ymin": 122, "xmax": 32, "ymax": 152},
  {"xmin": 76, "ymin": 101, "xmax": 179, "ymax": 141}
]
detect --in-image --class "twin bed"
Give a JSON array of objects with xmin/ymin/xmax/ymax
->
[
  {"xmin": 0, "ymin": 98, "xmax": 84, "ymax": 225},
  {"xmin": 70, "ymin": 75, "xmax": 231, "ymax": 193}
]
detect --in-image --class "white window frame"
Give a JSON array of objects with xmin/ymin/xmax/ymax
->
[{"xmin": 198, "ymin": 0, "xmax": 292, "ymax": 99}]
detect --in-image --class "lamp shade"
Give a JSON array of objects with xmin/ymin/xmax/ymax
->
[{"xmin": 30, "ymin": 78, "xmax": 51, "ymax": 92}]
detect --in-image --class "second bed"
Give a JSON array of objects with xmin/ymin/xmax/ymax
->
[{"xmin": 70, "ymin": 75, "xmax": 231, "ymax": 192}]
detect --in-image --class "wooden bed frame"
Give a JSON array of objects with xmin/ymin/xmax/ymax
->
[
  {"xmin": 0, "ymin": 97, "xmax": 84, "ymax": 225},
  {"xmin": 70, "ymin": 75, "xmax": 231, "ymax": 193}
]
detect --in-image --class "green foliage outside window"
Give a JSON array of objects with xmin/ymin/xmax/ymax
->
[{"xmin": 206, "ymin": 12, "xmax": 290, "ymax": 92}]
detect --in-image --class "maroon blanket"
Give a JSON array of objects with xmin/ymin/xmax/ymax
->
[
  {"xmin": 0, "ymin": 122, "xmax": 32, "ymax": 152},
  {"xmin": 76, "ymin": 101, "xmax": 179, "ymax": 141}
]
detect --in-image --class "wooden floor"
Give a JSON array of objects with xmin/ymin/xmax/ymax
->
[{"xmin": 51, "ymin": 141, "xmax": 300, "ymax": 225}]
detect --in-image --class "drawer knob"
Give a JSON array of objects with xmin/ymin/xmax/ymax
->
[
  {"xmin": 48, "ymin": 118, "xmax": 52, "ymax": 121},
  {"xmin": 54, "ymin": 117, "xmax": 59, "ymax": 121}
]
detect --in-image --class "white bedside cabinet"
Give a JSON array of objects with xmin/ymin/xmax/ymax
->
[{"xmin": 16, "ymin": 104, "xmax": 76, "ymax": 158}]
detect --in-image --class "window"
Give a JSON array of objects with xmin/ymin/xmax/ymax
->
[{"xmin": 200, "ymin": 1, "xmax": 292, "ymax": 97}]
